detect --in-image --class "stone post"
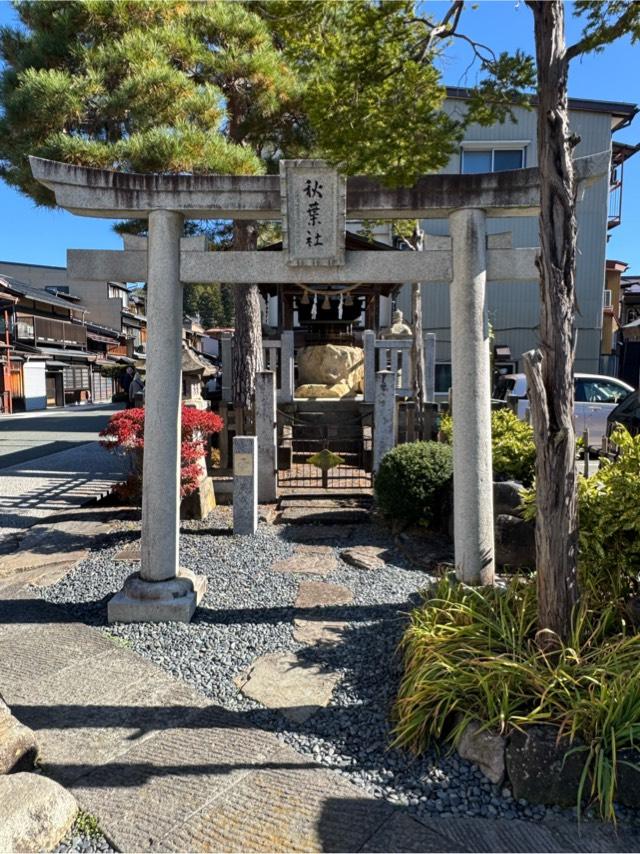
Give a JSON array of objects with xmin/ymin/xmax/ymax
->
[
  {"xmin": 221, "ymin": 334, "xmax": 233, "ymax": 403},
  {"xmin": 233, "ymin": 436, "xmax": 258, "ymax": 535},
  {"xmin": 425, "ymin": 332, "xmax": 436, "ymax": 404},
  {"xmin": 373, "ymin": 370, "xmax": 397, "ymax": 473},
  {"xmin": 108, "ymin": 209, "xmax": 207, "ymax": 623},
  {"xmin": 363, "ymin": 329, "xmax": 376, "ymax": 404},
  {"xmin": 448, "ymin": 208, "xmax": 495, "ymax": 586},
  {"xmin": 255, "ymin": 371, "xmax": 277, "ymax": 503},
  {"xmin": 280, "ymin": 330, "xmax": 294, "ymax": 403}
]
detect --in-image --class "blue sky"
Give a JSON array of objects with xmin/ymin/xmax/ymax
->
[{"xmin": 0, "ymin": 0, "xmax": 638, "ymax": 272}]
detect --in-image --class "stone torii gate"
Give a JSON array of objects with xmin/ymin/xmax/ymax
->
[{"xmin": 30, "ymin": 153, "xmax": 606, "ymax": 623}]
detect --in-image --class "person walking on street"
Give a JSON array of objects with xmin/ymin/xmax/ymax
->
[
  {"xmin": 121, "ymin": 366, "xmax": 134, "ymax": 408},
  {"xmin": 129, "ymin": 371, "xmax": 145, "ymax": 407}
]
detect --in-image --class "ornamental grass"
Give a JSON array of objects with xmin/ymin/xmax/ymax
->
[{"xmin": 393, "ymin": 577, "xmax": 640, "ymax": 820}]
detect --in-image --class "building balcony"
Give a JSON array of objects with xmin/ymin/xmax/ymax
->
[{"xmin": 15, "ymin": 315, "xmax": 87, "ymax": 349}]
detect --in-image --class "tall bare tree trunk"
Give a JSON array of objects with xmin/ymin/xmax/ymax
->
[
  {"xmin": 232, "ymin": 220, "xmax": 263, "ymax": 423},
  {"xmin": 410, "ymin": 225, "xmax": 426, "ymax": 436},
  {"xmin": 524, "ymin": 0, "xmax": 579, "ymax": 647}
]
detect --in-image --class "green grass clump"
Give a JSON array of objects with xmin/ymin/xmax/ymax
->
[
  {"xmin": 393, "ymin": 576, "xmax": 640, "ymax": 820},
  {"xmin": 374, "ymin": 441, "xmax": 453, "ymax": 527},
  {"xmin": 74, "ymin": 810, "xmax": 103, "ymax": 840}
]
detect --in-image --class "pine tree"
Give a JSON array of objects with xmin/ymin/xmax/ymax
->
[{"xmin": 0, "ymin": 0, "xmax": 305, "ymax": 410}]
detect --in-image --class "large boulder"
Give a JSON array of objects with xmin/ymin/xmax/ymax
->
[
  {"xmin": 493, "ymin": 481, "xmax": 525, "ymax": 518},
  {"xmin": 495, "ymin": 514, "xmax": 536, "ymax": 570},
  {"xmin": 0, "ymin": 695, "xmax": 38, "ymax": 775},
  {"xmin": 295, "ymin": 382, "xmax": 356, "ymax": 399},
  {"xmin": 297, "ymin": 345, "xmax": 364, "ymax": 392},
  {"xmin": 505, "ymin": 726, "xmax": 583, "ymax": 807},
  {"xmin": 0, "ymin": 773, "xmax": 77, "ymax": 853},
  {"xmin": 457, "ymin": 719, "xmax": 506, "ymax": 785}
]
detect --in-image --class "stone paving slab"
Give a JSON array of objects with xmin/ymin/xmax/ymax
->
[
  {"xmin": 294, "ymin": 544, "xmax": 336, "ymax": 555},
  {"xmin": 70, "ymin": 707, "xmax": 282, "ymax": 853},
  {"xmin": 340, "ymin": 545, "xmax": 387, "ymax": 571},
  {"xmin": 7, "ymin": 652, "xmax": 210, "ymax": 786},
  {"xmin": 237, "ymin": 651, "xmax": 341, "ymax": 724},
  {"xmin": 293, "ymin": 618, "xmax": 349, "ymax": 645},
  {"xmin": 295, "ymin": 581, "xmax": 354, "ymax": 610},
  {"xmin": 114, "ymin": 541, "xmax": 142, "ymax": 562},
  {"xmin": 361, "ymin": 812, "xmax": 463, "ymax": 852},
  {"xmin": 271, "ymin": 552, "xmax": 339, "ymax": 575},
  {"xmin": 0, "ymin": 621, "xmax": 117, "ymax": 684},
  {"xmin": 0, "ymin": 441, "xmax": 129, "ymax": 543},
  {"xmin": 158, "ymin": 746, "xmax": 393, "ymax": 853}
]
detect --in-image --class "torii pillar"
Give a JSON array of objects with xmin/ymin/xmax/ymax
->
[{"xmin": 109, "ymin": 209, "xmax": 207, "ymax": 622}]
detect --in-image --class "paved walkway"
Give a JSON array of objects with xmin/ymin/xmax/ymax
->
[
  {"xmin": 0, "ymin": 405, "xmax": 128, "ymax": 545},
  {"xmin": 1, "ymin": 521, "xmax": 640, "ymax": 852}
]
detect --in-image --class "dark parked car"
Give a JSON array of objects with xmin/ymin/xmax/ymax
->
[{"xmin": 606, "ymin": 389, "xmax": 640, "ymax": 439}]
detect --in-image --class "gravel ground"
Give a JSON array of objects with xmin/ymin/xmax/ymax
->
[
  {"xmin": 36, "ymin": 511, "xmax": 640, "ymax": 834},
  {"xmin": 54, "ymin": 831, "xmax": 114, "ymax": 854}
]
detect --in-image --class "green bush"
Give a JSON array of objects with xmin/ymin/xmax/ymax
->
[
  {"xmin": 522, "ymin": 426, "xmax": 640, "ymax": 616},
  {"xmin": 440, "ymin": 409, "xmax": 536, "ymax": 485},
  {"xmin": 374, "ymin": 441, "xmax": 453, "ymax": 527},
  {"xmin": 394, "ymin": 575, "xmax": 640, "ymax": 820}
]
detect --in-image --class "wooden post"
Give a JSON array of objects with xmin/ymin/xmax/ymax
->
[
  {"xmin": 218, "ymin": 402, "xmax": 229, "ymax": 469},
  {"xmin": 582, "ymin": 429, "xmax": 589, "ymax": 478}
]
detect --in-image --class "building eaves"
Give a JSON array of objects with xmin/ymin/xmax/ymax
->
[
  {"xmin": 0, "ymin": 275, "xmax": 89, "ymax": 312},
  {"xmin": 0, "ymin": 259, "xmax": 66, "ymax": 271},
  {"xmin": 445, "ymin": 86, "xmax": 638, "ymax": 129}
]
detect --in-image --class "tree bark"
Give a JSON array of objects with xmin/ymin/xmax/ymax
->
[
  {"xmin": 232, "ymin": 220, "xmax": 263, "ymax": 420},
  {"xmin": 524, "ymin": 0, "xmax": 579, "ymax": 647}
]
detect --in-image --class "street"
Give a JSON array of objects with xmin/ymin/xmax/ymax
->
[{"xmin": 0, "ymin": 404, "xmax": 129, "ymax": 545}]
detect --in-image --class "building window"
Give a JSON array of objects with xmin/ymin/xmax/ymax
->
[
  {"xmin": 435, "ymin": 363, "xmax": 452, "ymax": 394},
  {"xmin": 603, "ymin": 289, "xmax": 613, "ymax": 308},
  {"xmin": 108, "ymin": 284, "xmax": 129, "ymax": 307},
  {"xmin": 461, "ymin": 147, "xmax": 526, "ymax": 174}
]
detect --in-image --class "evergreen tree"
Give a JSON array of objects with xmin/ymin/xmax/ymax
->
[{"xmin": 0, "ymin": 0, "xmax": 305, "ymax": 410}]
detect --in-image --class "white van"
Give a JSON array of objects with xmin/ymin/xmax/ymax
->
[{"xmin": 493, "ymin": 373, "xmax": 634, "ymax": 450}]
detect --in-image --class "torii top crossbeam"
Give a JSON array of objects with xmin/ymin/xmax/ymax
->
[{"xmin": 29, "ymin": 153, "xmax": 607, "ymax": 221}]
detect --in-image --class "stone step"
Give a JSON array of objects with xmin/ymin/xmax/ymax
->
[
  {"xmin": 278, "ymin": 507, "xmax": 370, "ymax": 525},
  {"xmin": 279, "ymin": 497, "xmax": 371, "ymax": 510},
  {"xmin": 281, "ymin": 525, "xmax": 356, "ymax": 543}
]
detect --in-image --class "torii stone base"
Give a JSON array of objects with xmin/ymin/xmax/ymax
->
[{"xmin": 107, "ymin": 567, "xmax": 207, "ymax": 623}]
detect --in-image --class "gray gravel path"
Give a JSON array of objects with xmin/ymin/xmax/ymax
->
[{"xmin": 36, "ymin": 514, "xmax": 640, "ymax": 833}]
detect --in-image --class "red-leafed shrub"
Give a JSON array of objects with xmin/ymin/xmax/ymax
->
[{"xmin": 100, "ymin": 406, "xmax": 223, "ymax": 501}]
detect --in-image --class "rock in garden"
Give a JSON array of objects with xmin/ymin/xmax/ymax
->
[
  {"xmin": 615, "ymin": 748, "xmax": 640, "ymax": 808},
  {"xmin": 236, "ymin": 651, "xmax": 340, "ymax": 723},
  {"xmin": 493, "ymin": 481, "xmax": 525, "ymax": 518},
  {"xmin": 295, "ymin": 581, "xmax": 353, "ymax": 610},
  {"xmin": 505, "ymin": 726, "xmax": 583, "ymax": 807},
  {"xmin": 180, "ymin": 476, "xmax": 216, "ymax": 520},
  {"xmin": 340, "ymin": 546, "xmax": 386, "ymax": 571},
  {"xmin": 457, "ymin": 719, "xmax": 506, "ymax": 785},
  {"xmin": 0, "ymin": 706, "xmax": 38, "ymax": 774},
  {"xmin": 0, "ymin": 772, "xmax": 77, "ymax": 853},
  {"xmin": 495, "ymin": 514, "xmax": 535, "ymax": 570}
]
